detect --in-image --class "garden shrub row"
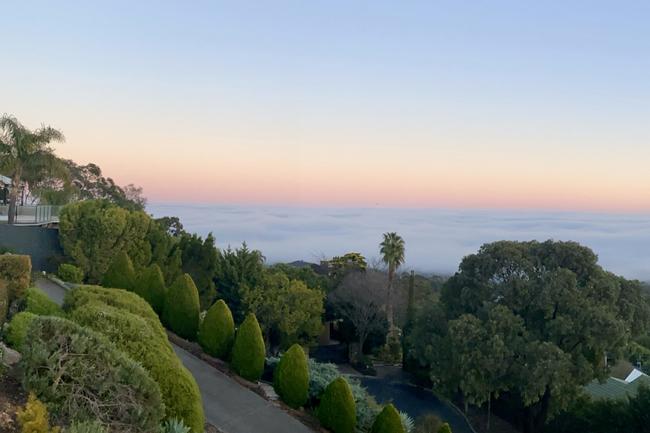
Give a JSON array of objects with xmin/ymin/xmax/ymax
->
[
  {"xmin": 231, "ymin": 313, "xmax": 266, "ymax": 381},
  {"xmin": 198, "ymin": 299, "xmax": 235, "ymax": 359},
  {"xmin": 63, "ymin": 286, "xmax": 205, "ymax": 433}
]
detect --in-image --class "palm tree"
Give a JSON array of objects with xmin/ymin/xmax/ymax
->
[
  {"xmin": 379, "ymin": 232, "xmax": 405, "ymax": 326},
  {"xmin": 0, "ymin": 115, "xmax": 65, "ymax": 224}
]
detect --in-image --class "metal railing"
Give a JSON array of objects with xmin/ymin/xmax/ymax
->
[{"xmin": 0, "ymin": 205, "xmax": 62, "ymax": 225}]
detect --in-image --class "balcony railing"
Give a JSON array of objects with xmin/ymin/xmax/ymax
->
[{"xmin": 0, "ymin": 205, "xmax": 62, "ymax": 225}]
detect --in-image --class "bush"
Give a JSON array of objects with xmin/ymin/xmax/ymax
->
[
  {"xmin": 23, "ymin": 287, "xmax": 63, "ymax": 316},
  {"xmin": 5, "ymin": 311, "xmax": 37, "ymax": 350},
  {"xmin": 163, "ymin": 274, "xmax": 200, "ymax": 340},
  {"xmin": 64, "ymin": 286, "xmax": 205, "ymax": 433},
  {"xmin": 17, "ymin": 393, "xmax": 61, "ymax": 433},
  {"xmin": 65, "ymin": 421, "xmax": 107, "ymax": 433},
  {"xmin": 20, "ymin": 316, "xmax": 164, "ymax": 432},
  {"xmin": 371, "ymin": 404, "xmax": 405, "ymax": 433},
  {"xmin": 438, "ymin": 423, "xmax": 452, "ymax": 433},
  {"xmin": 161, "ymin": 419, "xmax": 191, "ymax": 433},
  {"xmin": 57, "ymin": 263, "xmax": 84, "ymax": 283},
  {"xmin": 231, "ymin": 313, "xmax": 266, "ymax": 382},
  {"xmin": 413, "ymin": 414, "xmax": 442, "ymax": 433},
  {"xmin": 400, "ymin": 412, "xmax": 415, "ymax": 433},
  {"xmin": 101, "ymin": 251, "xmax": 136, "ymax": 291},
  {"xmin": 198, "ymin": 300, "xmax": 235, "ymax": 359},
  {"xmin": 0, "ymin": 254, "xmax": 31, "ymax": 324},
  {"xmin": 317, "ymin": 377, "xmax": 357, "ymax": 433},
  {"xmin": 274, "ymin": 344, "xmax": 309, "ymax": 408},
  {"xmin": 135, "ymin": 264, "xmax": 166, "ymax": 315},
  {"xmin": 307, "ymin": 359, "xmax": 340, "ymax": 400}
]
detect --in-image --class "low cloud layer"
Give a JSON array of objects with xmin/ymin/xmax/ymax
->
[{"xmin": 148, "ymin": 204, "xmax": 650, "ymax": 281}]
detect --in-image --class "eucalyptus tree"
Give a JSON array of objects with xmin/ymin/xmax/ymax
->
[
  {"xmin": 379, "ymin": 232, "xmax": 405, "ymax": 326},
  {"xmin": 0, "ymin": 115, "xmax": 66, "ymax": 223}
]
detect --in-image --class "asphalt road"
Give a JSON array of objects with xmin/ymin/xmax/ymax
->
[{"xmin": 35, "ymin": 277, "xmax": 313, "ymax": 433}]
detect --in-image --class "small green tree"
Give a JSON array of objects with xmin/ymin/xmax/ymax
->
[
  {"xmin": 371, "ymin": 404, "xmax": 405, "ymax": 433},
  {"xmin": 273, "ymin": 344, "xmax": 309, "ymax": 408},
  {"xmin": 163, "ymin": 274, "xmax": 200, "ymax": 340},
  {"xmin": 231, "ymin": 313, "xmax": 265, "ymax": 382},
  {"xmin": 438, "ymin": 423, "xmax": 452, "ymax": 433},
  {"xmin": 101, "ymin": 250, "xmax": 135, "ymax": 290},
  {"xmin": 198, "ymin": 300, "xmax": 235, "ymax": 359},
  {"xmin": 136, "ymin": 264, "xmax": 167, "ymax": 315},
  {"xmin": 6, "ymin": 311, "xmax": 37, "ymax": 350},
  {"xmin": 318, "ymin": 377, "xmax": 356, "ymax": 433}
]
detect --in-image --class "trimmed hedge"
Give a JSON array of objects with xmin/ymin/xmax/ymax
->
[
  {"xmin": 198, "ymin": 300, "xmax": 235, "ymax": 359},
  {"xmin": 20, "ymin": 316, "xmax": 164, "ymax": 432},
  {"xmin": 24, "ymin": 287, "xmax": 64, "ymax": 317},
  {"xmin": 64, "ymin": 286, "xmax": 205, "ymax": 433},
  {"xmin": 6, "ymin": 311, "xmax": 37, "ymax": 350},
  {"xmin": 274, "ymin": 344, "xmax": 309, "ymax": 408},
  {"xmin": 163, "ymin": 274, "xmax": 200, "ymax": 341},
  {"xmin": 318, "ymin": 377, "xmax": 357, "ymax": 433},
  {"xmin": 371, "ymin": 404, "xmax": 405, "ymax": 433},
  {"xmin": 57, "ymin": 263, "xmax": 84, "ymax": 283},
  {"xmin": 135, "ymin": 264, "xmax": 166, "ymax": 315},
  {"xmin": 0, "ymin": 254, "xmax": 31, "ymax": 324},
  {"xmin": 101, "ymin": 251, "xmax": 136, "ymax": 290},
  {"xmin": 231, "ymin": 313, "xmax": 265, "ymax": 382}
]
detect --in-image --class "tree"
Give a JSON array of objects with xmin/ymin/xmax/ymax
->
[
  {"xmin": 135, "ymin": 264, "xmax": 167, "ymax": 315},
  {"xmin": 371, "ymin": 404, "xmax": 405, "ymax": 433},
  {"xmin": 198, "ymin": 299, "xmax": 235, "ymax": 359},
  {"xmin": 317, "ymin": 377, "xmax": 357, "ymax": 433},
  {"xmin": 379, "ymin": 232, "xmax": 405, "ymax": 326},
  {"xmin": 163, "ymin": 274, "xmax": 201, "ymax": 340},
  {"xmin": 146, "ymin": 218, "xmax": 183, "ymax": 284},
  {"xmin": 178, "ymin": 233, "xmax": 218, "ymax": 309},
  {"xmin": 273, "ymin": 344, "xmax": 309, "ymax": 408},
  {"xmin": 101, "ymin": 250, "xmax": 136, "ymax": 290},
  {"xmin": 327, "ymin": 252, "xmax": 368, "ymax": 285},
  {"xmin": 0, "ymin": 115, "xmax": 67, "ymax": 224},
  {"xmin": 329, "ymin": 270, "xmax": 388, "ymax": 354},
  {"xmin": 417, "ymin": 240, "xmax": 650, "ymax": 433},
  {"xmin": 215, "ymin": 243, "xmax": 265, "ymax": 322},
  {"xmin": 242, "ymin": 271, "xmax": 324, "ymax": 349},
  {"xmin": 231, "ymin": 313, "xmax": 266, "ymax": 382}
]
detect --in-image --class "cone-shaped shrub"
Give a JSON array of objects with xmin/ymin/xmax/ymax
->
[
  {"xmin": 198, "ymin": 300, "xmax": 235, "ymax": 359},
  {"xmin": 274, "ymin": 344, "xmax": 309, "ymax": 408},
  {"xmin": 136, "ymin": 264, "xmax": 167, "ymax": 315},
  {"xmin": 371, "ymin": 404, "xmax": 405, "ymax": 433},
  {"xmin": 318, "ymin": 377, "xmax": 356, "ymax": 433},
  {"xmin": 163, "ymin": 274, "xmax": 200, "ymax": 340},
  {"xmin": 101, "ymin": 251, "xmax": 135, "ymax": 290},
  {"xmin": 231, "ymin": 313, "xmax": 265, "ymax": 382},
  {"xmin": 438, "ymin": 423, "xmax": 452, "ymax": 433}
]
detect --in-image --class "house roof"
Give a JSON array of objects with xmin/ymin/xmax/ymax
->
[{"xmin": 585, "ymin": 373, "xmax": 650, "ymax": 400}]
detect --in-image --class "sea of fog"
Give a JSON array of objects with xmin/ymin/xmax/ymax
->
[{"xmin": 147, "ymin": 204, "xmax": 650, "ymax": 281}]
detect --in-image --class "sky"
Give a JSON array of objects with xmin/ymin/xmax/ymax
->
[{"xmin": 2, "ymin": 1, "xmax": 650, "ymax": 211}]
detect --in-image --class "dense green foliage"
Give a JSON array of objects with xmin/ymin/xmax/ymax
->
[
  {"xmin": 0, "ymin": 254, "xmax": 31, "ymax": 324},
  {"xmin": 274, "ymin": 344, "xmax": 309, "ymax": 408},
  {"xmin": 64, "ymin": 286, "xmax": 205, "ymax": 433},
  {"xmin": 371, "ymin": 404, "xmax": 405, "ymax": 433},
  {"xmin": 407, "ymin": 240, "xmax": 650, "ymax": 432},
  {"xmin": 57, "ymin": 263, "xmax": 84, "ymax": 283},
  {"xmin": 163, "ymin": 274, "xmax": 200, "ymax": 340},
  {"xmin": 215, "ymin": 243, "xmax": 265, "ymax": 322},
  {"xmin": 135, "ymin": 264, "xmax": 167, "ymax": 315},
  {"xmin": 22, "ymin": 287, "xmax": 63, "ymax": 316},
  {"xmin": 146, "ymin": 218, "xmax": 183, "ymax": 285},
  {"xmin": 20, "ymin": 316, "xmax": 164, "ymax": 432},
  {"xmin": 243, "ymin": 271, "xmax": 324, "ymax": 348},
  {"xmin": 268, "ymin": 263, "xmax": 330, "ymax": 292},
  {"xmin": 317, "ymin": 377, "xmax": 357, "ymax": 433},
  {"xmin": 231, "ymin": 313, "xmax": 266, "ymax": 381},
  {"xmin": 101, "ymin": 250, "xmax": 136, "ymax": 290},
  {"xmin": 59, "ymin": 200, "xmax": 152, "ymax": 282},
  {"xmin": 66, "ymin": 421, "xmax": 107, "ymax": 433},
  {"xmin": 17, "ymin": 393, "xmax": 61, "ymax": 433},
  {"xmin": 327, "ymin": 252, "xmax": 367, "ymax": 285},
  {"xmin": 5, "ymin": 311, "xmax": 37, "ymax": 350},
  {"xmin": 178, "ymin": 233, "xmax": 218, "ymax": 309},
  {"xmin": 198, "ymin": 299, "xmax": 235, "ymax": 359}
]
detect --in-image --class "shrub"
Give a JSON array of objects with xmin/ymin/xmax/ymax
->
[
  {"xmin": 57, "ymin": 263, "xmax": 84, "ymax": 283},
  {"xmin": 438, "ymin": 423, "xmax": 452, "ymax": 433},
  {"xmin": 306, "ymin": 359, "xmax": 340, "ymax": 399},
  {"xmin": 24, "ymin": 287, "xmax": 63, "ymax": 316},
  {"xmin": 413, "ymin": 414, "xmax": 442, "ymax": 433},
  {"xmin": 161, "ymin": 418, "xmax": 191, "ymax": 433},
  {"xmin": 231, "ymin": 313, "xmax": 266, "ymax": 382},
  {"xmin": 163, "ymin": 274, "xmax": 200, "ymax": 340},
  {"xmin": 371, "ymin": 404, "xmax": 406, "ymax": 433},
  {"xmin": 198, "ymin": 300, "xmax": 235, "ymax": 359},
  {"xmin": 0, "ymin": 254, "xmax": 31, "ymax": 324},
  {"xmin": 65, "ymin": 421, "xmax": 107, "ymax": 433},
  {"xmin": 274, "ymin": 344, "xmax": 309, "ymax": 408},
  {"xmin": 135, "ymin": 264, "xmax": 166, "ymax": 315},
  {"xmin": 101, "ymin": 251, "xmax": 136, "ymax": 290},
  {"xmin": 400, "ymin": 412, "xmax": 415, "ymax": 433},
  {"xmin": 5, "ymin": 311, "xmax": 37, "ymax": 350},
  {"xmin": 17, "ymin": 393, "xmax": 61, "ymax": 433},
  {"xmin": 20, "ymin": 316, "xmax": 163, "ymax": 432},
  {"xmin": 317, "ymin": 377, "xmax": 357, "ymax": 433},
  {"xmin": 64, "ymin": 286, "xmax": 204, "ymax": 433}
]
